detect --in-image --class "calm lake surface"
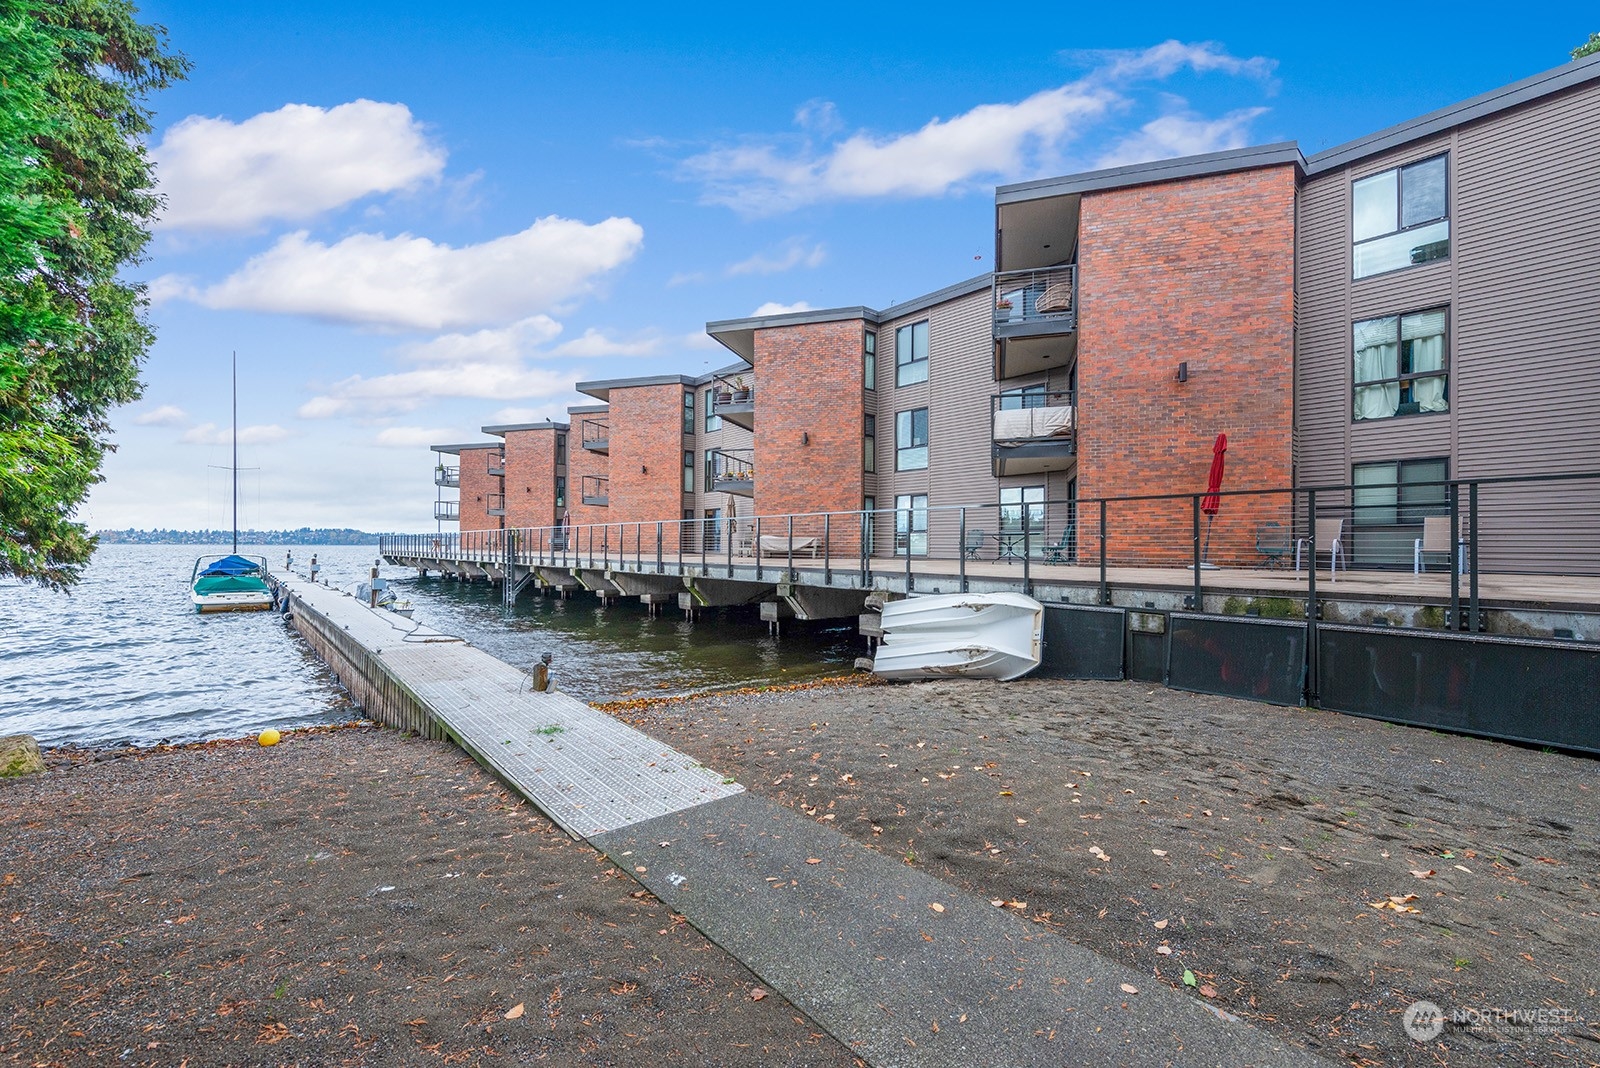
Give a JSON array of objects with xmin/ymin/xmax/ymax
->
[{"xmin": 0, "ymin": 543, "xmax": 862, "ymax": 748}]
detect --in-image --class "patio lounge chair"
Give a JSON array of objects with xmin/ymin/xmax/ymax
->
[
  {"xmin": 758, "ymin": 535, "xmax": 819, "ymax": 558},
  {"xmin": 1294, "ymin": 517, "xmax": 1345, "ymax": 581},
  {"xmin": 963, "ymin": 527, "xmax": 987, "ymax": 559},
  {"xmin": 1042, "ymin": 521, "xmax": 1076, "ymax": 564},
  {"xmin": 1414, "ymin": 515, "xmax": 1462, "ymax": 574},
  {"xmin": 1255, "ymin": 521, "xmax": 1291, "ymax": 569}
]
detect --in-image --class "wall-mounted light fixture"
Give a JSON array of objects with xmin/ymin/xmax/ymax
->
[
  {"xmin": 802, "ymin": 431, "xmax": 810, "ymax": 445},
  {"xmin": 1175, "ymin": 361, "xmax": 1189, "ymax": 383},
  {"xmin": 641, "ymin": 464, "xmax": 648, "ymax": 474}
]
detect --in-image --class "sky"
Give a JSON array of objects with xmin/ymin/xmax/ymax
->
[{"xmin": 85, "ymin": 2, "xmax": 1598, "ymax": 533}]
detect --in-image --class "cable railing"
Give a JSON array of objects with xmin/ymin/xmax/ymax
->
[
  {"xmin": 993, "ymin": 264, "xmax": 1076, "ymax": 330},
  {"xmin": 387, "ymin": 470, "xmax": 1600, "ymax": 631}
]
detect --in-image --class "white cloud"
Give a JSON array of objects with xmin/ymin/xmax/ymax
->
[
  {"xmin": 681, "ymin": 330, "xmax": 721, "ymax": 351},
  {"xmin": 550, "ymin": 329, "xmax": 661, "ymax": 357},
  {"xmin": 666, "ymin": 270, "xmax": 707, "ymax": 288},
  {"xmin": 373, "ymin": 426, "xmax": 459, "ymax": 448},
  {"xmin": 300, "ymin": 363, "xmax": 575, "ymax": 417},
  {"xmin": 145, "ymin": 274, "xmax": 197, "ymax": 305},
  {"xmin": 751, "ymin": 301, "xmax": 813, "ymax": 316},
  {"xmin": 726, "ymin": 239, "xmax": 827, "ymax": 277},
  {"xmin": 185, "ymin": 216, "xmax": 645, "ymax": 332},
  {"xmin": 181, "ymin": 423, "xmax": 290, "ymax": 446},
  {"xmin": 1093, "ymin": 105, "xmax": 1270, "ymax": 169},
  {"xmin": 399, "ymin": 316, "xmax": 563, "ymax": 365},
  {"xmin": 488, "ymin": 405, "xmax": 567, "ymax": 424},
  {"xmin": 133, "ymin": 404, "xmax": 187, "ymax": 426},
  {"xmin": 154, "ymin": 100, "xmax": 447, "ymax": 231},
  {"xmin": 677, "ymin": 40, "xmax": 1274, "ymax": 215}
]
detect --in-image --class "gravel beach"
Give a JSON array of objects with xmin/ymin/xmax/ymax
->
[{"xmin": 4, "ymin": 678, "xmax": 1597, "ymax": 1067}]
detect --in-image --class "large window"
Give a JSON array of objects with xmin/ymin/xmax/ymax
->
[
  {"xmin": 999, "ymin": 485, "xmax": 1045, "ymax": 534},
  {"xmin": 894, "ymin": 493, "xmax": 928, "ymax": 556},
  {"xmin": 864, "ymin": 331, "xmax": 877, "ymax": 390},
  {"xmin": 704, "ymin": 387, "xmax": 721, "ymax": 432},
  {"xmin": 682, "ymin": 391, "xmax": 694, "ymax": 435},
  {"xmin": 682, "ymin": 449, "xmax": 694, "ymax": 492},
  {"xmin": 555, "ymin": 475, "xmax": 566, "ymax": 508},
  {"xmin": 863, "ymin": 414, "xmax": 876, "ymax": 473},
  {"xmin": 895, "ymin": 320, "xmax": 929, "ymax": 386},
  {"xmin": 555, "ymin": 433, "xmax": 567, "ymax": 466},
  {"xmin": 895, "ymin": 408, "xmax": 928, "ymax": 470},
  {"xmin": 1352, "ymin": 154, "xmax": 1448, "ymax": 279},
  {"xmin": 1353, "ymin": 308, "xmax": 1448, "ymax": 421},
  {"xmin": 1353, "ymin": 457, "xmax": 1449, "ymax": 568}
]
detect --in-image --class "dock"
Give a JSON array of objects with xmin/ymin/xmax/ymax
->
[{"xmin": 272, "ymin": 572, "xmax": 1327, "ymax": 1066}]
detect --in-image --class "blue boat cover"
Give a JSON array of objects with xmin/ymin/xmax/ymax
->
[{"xmin": 199, "ymin": 554, "xmax": 261, "ymax": 576}]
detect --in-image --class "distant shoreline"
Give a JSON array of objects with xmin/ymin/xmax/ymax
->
[{"xmin": 95, "ymin": 528, "xmax": 402, "ymax": 546}]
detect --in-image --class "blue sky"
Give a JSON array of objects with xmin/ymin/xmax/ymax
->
[{"xmin": 87, "ymin": 2, "xmax": 1598, "ymax": 532}]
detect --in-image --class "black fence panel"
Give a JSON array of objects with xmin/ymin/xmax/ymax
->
[
  {"xmin": 1318, "ymin": 625, "xmax": 1600, "ymax": 754},
  {"xmin": 1037, "ymin": 604, "xmax": 1124, "ymax": 680},
  {"xmin": 1167, "ymin": 615, "xmax": 1307, "ymax": 707}
]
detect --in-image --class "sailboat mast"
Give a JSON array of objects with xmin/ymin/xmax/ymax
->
[{"xmin": 232, "ymin": 351, "xmax": 238, "ymax": 554}]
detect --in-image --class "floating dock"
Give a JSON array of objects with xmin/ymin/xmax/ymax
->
[{"xmin": 272, "ymin": 573, "xmax": 1325, "ymax": 1066}]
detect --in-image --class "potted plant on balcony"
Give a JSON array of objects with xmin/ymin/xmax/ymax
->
[
  {"xmin": 995, "ymin": 298, "xmax": 1014, "ymax": 320},
  {"xmin": 729, "ymin": 375, "xmax": 751, "ymax": 402}
]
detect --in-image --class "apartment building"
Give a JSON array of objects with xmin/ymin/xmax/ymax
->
[{"xmin": 423, "ymin": 54, "xmax": 1599, "ymax": 572}]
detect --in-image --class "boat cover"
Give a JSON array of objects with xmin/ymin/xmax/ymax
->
[
  {"xmin": 193, "ymin": 574, "xmax": 271, "ymax": 595},
  {"xmin": 199, "ymin": 554, "xmax": 262, "ymax": 576}
]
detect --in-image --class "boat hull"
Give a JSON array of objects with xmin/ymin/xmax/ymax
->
[
  {"xmin": 193, "ymin": 594, "xmax": 274, "ymax": 614},
  {"xmin": 872, "ymin": 592, "xmax": 1044, "ymax": 682}
]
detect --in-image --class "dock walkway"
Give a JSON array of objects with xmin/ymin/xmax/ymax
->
[{"xmin": 275, "ymin": 573, "xmax": 1326, "ymax": 1067}]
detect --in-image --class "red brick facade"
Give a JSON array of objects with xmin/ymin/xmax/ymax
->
[
  {"xmin": 607, "ymin": 383, "xmax": 693, "ymax": 551},
  {"xmin": 499, "ymin": 427, "xmax": 564, "ymax": 532},
  {"xmin": 565, "ymin": 411, "xmax": 610, "ymax": 532},
  {"xmin": 455, "ymin": 444, "xmax": 504, "ymax": 533},
  {"xmin": 1075, "ymin": 165, "xmax": 1297, "ymax": 566},
  {"xmin": 752, "ymin": 321, "xmax": 866, "ymax": 553}
]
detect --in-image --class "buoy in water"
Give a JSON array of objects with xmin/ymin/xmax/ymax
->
[{"xmin": 258, "ymin": 729, "xmax": 281, "ymax": 747}]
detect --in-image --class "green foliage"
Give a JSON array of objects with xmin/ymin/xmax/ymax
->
[
  {"xmin": 1574, "ymin": 32, "xmax": 1600, "ymax": 59},
  {"xmin": 0, "ymin": 0, "xmax": 187, "ymax": 588}
]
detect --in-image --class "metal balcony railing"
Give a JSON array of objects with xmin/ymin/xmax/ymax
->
[
  {"xmin": 433, "ymin": 500, "xmax": 459, "ymax": 521},
  {"xmin": 581, "ymin": 475, "xmax": 609, "ymax": 506},
  {"xmin": 991, "ymin": 390, "xmax": 1076, "ymax": 441},
  {"xmin": 711, "ymin": 448, "xmax": 755, "ymax": 494},
  {"xmin": 434, "ymin": 464, "xmax": 459, "ymax": 488},
  {"xmin": 486, "ymin": 451, "xmax": 505, "ymax": 477},
  {"xmin": 993, "ymin": 264, "xmax": 1076, "ymax": 330},
  {"xmin": 582, "ymin": 418, "xmax": 609, "ymax": 452},
  {"xmin": 487, "ymin": 492, "xmax": 506, "ymax": 516}
]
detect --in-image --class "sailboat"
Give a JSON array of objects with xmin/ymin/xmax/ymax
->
[{"xmin": 189, "ymin": 353, "xmax": 273, "ymax": 614}]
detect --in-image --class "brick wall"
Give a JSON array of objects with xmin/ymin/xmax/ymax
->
[
  {"xmin": 565, "ymin": 411, "xmax": 610, "ymax": 534},
  {"xmin": 608, "ymin": 383, "xmax": 693, "ymax": 551},
  {"xmin": 1076, "ymin": 164, "xmax": 1297, "ymax": 566},
  {"xmin": 455, "ymin": 445, "xmax": 503, "ymax": 533},
  {"xmin": 753, "ymin": 320, "xmax": 866, "ymax": 554},
  {"xmin": 500, "ymin": 427, "xmax": 563, "ymax": 534}
]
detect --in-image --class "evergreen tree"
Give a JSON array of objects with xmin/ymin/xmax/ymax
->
[
  {"xmin": 0, "ymin": 0, "xmax": 186, "ymax": 588},
  {"xmin": 1574, "ymin": 33, "xmax": 1600, "ymax": 59}
]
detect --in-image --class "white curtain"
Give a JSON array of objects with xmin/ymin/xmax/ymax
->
[
  {"xmin": 1353, "ymin": 316, "xmax": 1399, "ymax": 420},
  {"xmin": 1404, "ymin": 310, "xmax": 1448, "ymax": 412}
]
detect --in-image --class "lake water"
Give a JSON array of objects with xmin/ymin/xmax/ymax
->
[{"xmin": 0, "ymin": 543, "xmax": 863, "ymax": 748}]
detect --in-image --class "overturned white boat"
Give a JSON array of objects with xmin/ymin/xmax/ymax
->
[{"xmin": 872, "ymin": 592, "xmax": 1044, "ymax": 681}]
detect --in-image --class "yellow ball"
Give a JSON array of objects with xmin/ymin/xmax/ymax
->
[{"xmin": 258, "ymin": 729, "xmax": 281, "ymax": 747}]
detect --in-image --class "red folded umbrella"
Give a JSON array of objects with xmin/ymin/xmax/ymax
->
[{"xmin": 1202, "ymin": 433, "xmax": 1227, "ymax": 516}]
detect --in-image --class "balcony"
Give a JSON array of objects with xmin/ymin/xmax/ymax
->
[
  {"xmin": 433, "ymin": 500, "xmax": 459, "ymax": 521},
  {"xmin": 581, "ymin": 475, "xmax": 609, "ymax": 506},
  {"xmin": 710, "ymin": 448, "xmax": 754, "ymax": 497},
  {"xmin": 991, "ymin": 391, "xmax": 1076, "ymax": 477},
  {"xmin": 993, "ymin": 265, "xmax": 1077, "ymax": 380},
  {"xmin": 434, "ymin": 464, "xmax": 459, "ymax": 488},
  {"xmin": 487, "ymin": 492, "xmax": 506, "ymax": 517},
  {"xmin": 486, "ymin": 451, "xmax": 505, "ymax": 477},
  {"xmin": 710, "ymin": 375, "xmax": 755, "ymax": 431},
  {"xmin": 581, "ymin": 417, "xmax": 609, "ymax": 454}
]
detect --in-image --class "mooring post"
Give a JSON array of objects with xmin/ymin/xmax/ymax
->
[{"xmin": 369, "ymin": 563, "xmax": 379, "ymax": 608}]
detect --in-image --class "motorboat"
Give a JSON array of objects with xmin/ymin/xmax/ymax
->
[
  {"xmin": 190, "ymin": 553, "xmax": 274, "ymax": 613},
  {"xmin": 872, "ymin": 592, "xmax": 1043, "ymax": 681}
]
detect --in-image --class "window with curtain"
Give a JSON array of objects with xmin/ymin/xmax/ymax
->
[
  {"xmin": 682, "ymin": 449, "xmax": 694, "ymax": 492},
  {"xmin": 895, "ymin": 321, "xmax": 929, "ymax": 386},
  {"xmin": 704, "ymin": 388, "xmax": 721, "ymax": 431},
  {"xmin": 895, "ymin": 408, "xmax": 928, "ymax": 470},
  {"xmin": 1352, "ymin": 154, "xmax": 1449, "ymax": 278},
  {"xmin": 1353, "ymin": 307, "xmax": 1448, "ymax": 421}
]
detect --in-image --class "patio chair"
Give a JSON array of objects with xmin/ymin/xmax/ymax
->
[
  {"xmin": 963, "ymin": 527, "xmax": 987, "ymax": 560},
  {"xmin": 1042, "ymin": 521, "xmax": 1076, "ymax": 564},
  {"xmin": 1414, "ymin": 515, "xmax": 1462, "ymax": 574},
  {"xmin": 1255, "ymin": 521, "xmax": 1291, "ymax": 569},
  {"xmin": 1294, "ymin": 517, "xmax": 1346, "ymax": 581}
]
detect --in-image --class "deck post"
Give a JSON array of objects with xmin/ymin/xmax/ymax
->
[
  {"xmin": 1191, "ymin": 494, "xmax": 1202, "ymax": 611},
  {"xmin": 1468, "ymin": 482, "xmax": 1481, "ymax": 632},
  {"xmin": 1022, "ymin": 516, "xmax": 1032, "ymax": 597},
  {"xmin": 1305, "ymin": 489, "xmax": 1319, "ymax": 705},
  {"xmin": 1448, "ymin": 484, "xmax": 1461, "ymax": 630},
  {"xmin": 823, "ymin": 513, "xmax": 832, "ymax": 587},
  {"xmin": 1098, "ymin": 499, "xmax": 1109, "ymax": 605},
  {"xmin": 958, "ymin": 507, "xmax": 967, "ymax": 593}
]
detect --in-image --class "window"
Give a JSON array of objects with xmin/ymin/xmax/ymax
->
[
  {"xmin": 863, "ymin": 414, "xmax": 876, "ymax": 473},
  {"xmin": 555, "ymin": 475, "xmax": 566, "ymax": 508},
  {"xmin": 999, "ymin": 485, "xmax": 1045, "ymax": 535},
  {"xmin": 894, "ymin": 493, "xmax": 928, "ymax": 556},
  {"xmin": 1352, "ymin": 154, "xmax": 1448, "ymax": 279},
  {"xmin": 864, "ymin": 331, "xmax": 877, "ymax": 390},
  {"xmin": 1353, "ymin": 308, "xmax": 1448, "ymax": 420},
  {"xmin": 895, "ymin": 320, "xmax": 928, "ymax": 386},
  {"xmin": 863, "ymin": 495, "xmax": 875, "ymax": 553},
  {"xmin": 999, "ymin": 384, "xmax": 1047, "ymax": 410},
  {"xmin": 555, "ymin": 433, "xmax": 567, "ymax": 466},
  {"xmin": 705, "ymin": 449, "xmax": 715, "ymax": 487},
  {"xmin": 682, "ymin": 391, "xmax": 694, "ymax": 435},
  {"xmin": 895, "ymin": 408, "xmax": 928, "ymax": 470},
  {"xmin": 682, "ymin": 449, "xmax": 694, "ymax": 492},
  {"xmin": 1352, "ymin": 457, "xmax": 1448, "ymax": 568},
  {"xmin": 704, "ymin": 387, "xmax": 721, "ymax": 432},
  {"xmin": 703, "ymin": 508, "xmax": 722, "ymax": 552}
]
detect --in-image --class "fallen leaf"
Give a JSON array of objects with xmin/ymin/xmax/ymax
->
[
  {"xmin": 805, "ymin": 858, "xmax": 821, "ymax": 865},
  {"xmin": 999, "ymin": 790, "xmax": 1013, "ymax": 796},
  {"xmin": 406, "ymin": 1017, "xmax": 427, "ymax": 1026},
  {"xmin": 1120, "ymin": 983, "xmax": 1139, "ymax": 994},
  {"xmin": 1183, "ymin": 969, "xmax": 1197, "ymax": 987},
  {"xmin": 1156, "ymin": 946, "xmax": 1173, "ymax": 956},
  {"xmin": 1154, "ymin": 919, "xmax": 1169, "ymax": 929},
  {"xmin": 750, "ymin": 988, "xmax": 767, "ymax": 1001},
  {"xmin": 1453, "ymin": 864, "xmax": 1472, "ymax": 873},
  {"xmin": 1199, "ymin": 984, "xmax": 1218, "ymax": 998},
  {"xmin": 1152, "ymin": 849, "xmax": 1168, "ymax": 857},
  {"xmin": 991, "ymin": 899, "xmax": 1006, "ymax": 907},
  {"xmin": 1410, "ymin": 869, "xmax": 1436, "ymax": 879},
  {"xmin": 1535, "ymin": 857, "xmax": 1560, "ymax": 865},
  {"xmin": 929, "ymin": 902, "xmax": 945, "ymax": 913}
]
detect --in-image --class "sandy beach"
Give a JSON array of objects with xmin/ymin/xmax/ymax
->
[{"xmin": 4, "ymin": 679, "xmax": 1597, "ymax": 1067}]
